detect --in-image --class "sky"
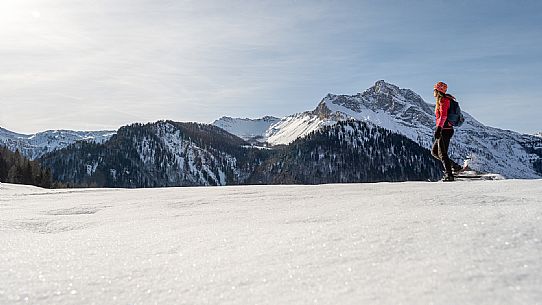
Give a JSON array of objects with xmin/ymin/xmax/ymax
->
[{"xmin": 1, "ymin": 0, "xmax": 541, "ymax": 134}]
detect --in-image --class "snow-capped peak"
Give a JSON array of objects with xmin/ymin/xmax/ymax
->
[
  {"xmin": 315, "ymin": 80, "xmax": 434, "ymax": 120},
  {"xmin": 372, "ymin": 79, "xmax": 401, "ymax": 95},
  {"xmin": 212, "ymin": 116, "xmax": 280, "ymax": 143},
  {"xmin": 269, "ymin": 80, "xmax": 437, "ymax": 147}
]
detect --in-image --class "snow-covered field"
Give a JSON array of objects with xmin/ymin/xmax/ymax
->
[{"xmin": 1, "ymin": 180, "xmax": 542, "ymax": 305}]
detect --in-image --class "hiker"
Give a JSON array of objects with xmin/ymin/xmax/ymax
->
[{"xmin": 432, "ymin": 81, "xmax": 463, "ymax": 181}]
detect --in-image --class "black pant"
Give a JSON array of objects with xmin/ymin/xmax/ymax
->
[{"xmin": 431, "ymin": 128, "xmax": 460, "ymax": 175}]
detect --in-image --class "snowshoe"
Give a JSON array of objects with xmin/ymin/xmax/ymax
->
[
  {"xmin": 453, "ymin": 164, "xmax": 470, "ymax": 175},
  {"xmin": 454, "ymin": 170, "xmax": 504, "ymax": 180}
]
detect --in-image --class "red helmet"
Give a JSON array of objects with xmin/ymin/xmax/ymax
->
[{"xmin": 434, "ymin": 81, "xmax": 448, "ymax": 94}]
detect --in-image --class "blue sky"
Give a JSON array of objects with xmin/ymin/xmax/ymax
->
[{"xmin": 1, "ymin": 0, "xmax": 541, "ymax": 134}]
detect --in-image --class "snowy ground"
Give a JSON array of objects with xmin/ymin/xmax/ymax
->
[{"xmin": 1, "ymin": 180, "xmax": 542, "ymax": 305}]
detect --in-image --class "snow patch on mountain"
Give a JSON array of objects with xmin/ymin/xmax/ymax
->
[
  {"xmin": 152, "ymin": 122, "xmax": 234, "ymax": 186},
  {"xmin": 266, "ymin": 113, "xmax": 331, "ymax": 146},
  {"xmin": 0, "ymin": 127, "xmax": 115, "ymax": 160},
  {"xmin": 212, "ymin": 116, "xmax": 280, "ymax": 143}
]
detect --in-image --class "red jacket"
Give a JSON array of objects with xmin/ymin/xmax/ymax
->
[{"xmin": 435, "ymin": 96, "xmax": 453, "ymax": 129}]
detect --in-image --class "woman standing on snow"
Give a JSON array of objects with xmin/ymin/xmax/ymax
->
[{"xmin": 432, "ymin": 81, "xmax": 463, "ymax": 181}]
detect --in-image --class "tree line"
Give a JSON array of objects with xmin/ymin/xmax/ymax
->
[{"xmin": 0, "ymin": 146, "xmax": 54, "ymax": 188}]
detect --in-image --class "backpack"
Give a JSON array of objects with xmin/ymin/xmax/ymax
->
[{"xmin": 446, "ymin": 95, "xmax": 465, "ymax": 127}]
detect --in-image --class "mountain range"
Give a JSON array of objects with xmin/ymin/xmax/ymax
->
[
  {"xmin": 37, "ymin": 121, "xmax": 265, "ymax": 187},
  {"xmin": 36, "ymin": 119, "xmax": 441, "ymax": 187},
  {"xmin": 0, "ymin": 128, "xmax": 115, "ymax": 160},
  {"xmin": 2, "ymin": 80, "xmax": 541, "ymax": 186},
  {"xmin": 212, "ymin": 80, "xmax": 542, "ymax": 179}
]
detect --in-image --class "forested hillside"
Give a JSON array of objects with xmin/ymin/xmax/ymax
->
[
  {"xmin": 250, "ymin": 120, "xmax": 442, "ymax": 184},
  {"xmin": 0, "ymin": 146, "xmax": 53, "ymax": 188}
]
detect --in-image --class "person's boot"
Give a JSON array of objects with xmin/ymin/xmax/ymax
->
[
  {"xmin": 442, "ymin": 173, "xmax": 455, "ymax": 182},
  {"xmin": 452, "ymin": 164, "xmax": 462, "ymax": 173},
  {"xmin": 453, "ymin": 163, "xmax": 471, "ymax": 174}
]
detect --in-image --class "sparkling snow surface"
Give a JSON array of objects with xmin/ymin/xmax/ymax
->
[{"xmin": 1, "ymin": 181, "xmax": 542, "ymax": 305}]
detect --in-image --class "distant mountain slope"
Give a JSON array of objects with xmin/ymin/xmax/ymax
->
[
  {"xmin": 38, "ymin": 121, "xmax": 266, "ymax": 188},
  {"xmin": 265, "ymin": 80, "xmax": 542, "ymax": 179},
  {"xmin": 250, "ymin": 120, "xmax": 442, "ymax": 184},
  {"xmin": 212, "ymin": 116, "xmax": 280, "ymax": 143},
  {"xmin": 0, "ymin": 127, "xmax": 115, "ymax": 160}
]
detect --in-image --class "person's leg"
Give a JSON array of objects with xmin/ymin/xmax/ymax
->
[
  {"xmin": 431, "ymin": 138, "xmax": 440, "ymax": 160},
  {"xmin": 438, "ymin": 129, "xmax": 454, "ymax": 176},
  {"xmin": 446, "ymin": 129, "xmax": 462, "ymax": 171}
]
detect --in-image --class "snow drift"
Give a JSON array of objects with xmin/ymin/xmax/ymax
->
[{"xmin": 1, "ymin": 180, "xmax": 541, "ymax": 304}]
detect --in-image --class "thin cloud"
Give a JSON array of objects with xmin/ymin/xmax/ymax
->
[{"xmin": 0, "ymin": 0, "xmax": 541, "ymax": 134}]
